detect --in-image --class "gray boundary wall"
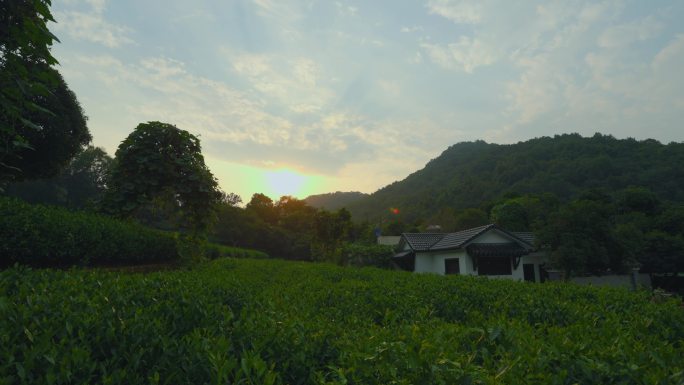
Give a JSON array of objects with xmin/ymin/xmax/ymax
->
[{"xmin": 569, "ymin": 273, "xmax": 651, "ymax": 290}]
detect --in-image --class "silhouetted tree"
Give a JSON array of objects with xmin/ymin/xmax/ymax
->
[{"xmin": 103, "ymin": 122, "xmax": 221, "ymax": 234}]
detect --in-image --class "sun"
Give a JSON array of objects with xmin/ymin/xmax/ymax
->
[{"xmin": 264, "ymin": 168, "xmax": 307, "ymax": 198}]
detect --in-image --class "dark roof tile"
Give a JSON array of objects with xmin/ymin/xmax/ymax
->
[
  {"xmin": 511, "ymin": 231, "xmax": 535, "ymax": 246},
  {"xmin": 402, "ymin": 233, "xmax": 446, "ymax": 251},
  {"xmin": 401, "ymin": 224, "xmax": 534, "ymax": 252},
  {"xmin": 431, "ymin": 224, "xmax": 495, "ymax": 250}
]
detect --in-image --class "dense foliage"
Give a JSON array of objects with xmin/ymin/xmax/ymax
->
[
  {"xmin": 4, "ymin": 66, "xmax": 91, "ymax": 181},
  {"xmin": 2, "ymin": 144, "xmax": 111, "ymax": 210},
  {"xmin": 103, "ymin": 122, "xmax": 222, "ymax": 234},
  {"xmin": 2, "ymin": 258, "xmax": 683, "ymax": 384},
  {"xmin": 204, "ymin": 243, "xmax": 269, "ymax": 260},
  {"xmin": 347, "ymin": 134, "xmax": 684, "ymax": 223},
  {"xmin": 0, "ymin": 197, "xmax": 178, "ymax": 267},
  {"xmin": 304, "ymin": 191, "xmax": 368, "ymax": 211},
  {"xmin": 0, "ymin": 0, "xmax": 60, "ymax": 184},
  {"xmin": 337, "ymin": 243, "xmax": 395, "ymax": 268},
  {"xmin": 212, "ymin": 194, "xmax": 376, "ymax": 262}
]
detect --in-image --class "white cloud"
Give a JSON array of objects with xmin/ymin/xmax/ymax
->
[
  {"xmin": 401, "ymin": 26, "xmax": 424, "ymax": 33},
  {"xmin": 70, "ymin": 54, "xmax": 295, "ymax": 147},
  {"xmin": 421, "ymin": 37, "xmax": 496, "ymax": 72},
  {"xmin": 292, "ymin": 58, "xmax": 319, "ymax": 87},
  {"xmin": 653, "ymin": 34, "xmax": 684, "ymax": 71},
  {"xmin": 230, "ymin": 52, "xmax": 333, "ymax": 114},
  {"xmin": 335, "ymin": 2, "xmax": 359, "ymax": 16},
  {"xmin": 503, "ymin": 0, "xmax": 635, "ymax": 128},
  {"xmin": 52, "ymin": 0, "xmax": 133, "ymax": 48},
  {"xmin": 506, "ymin": 54, "xmax": 561, "ymax": 125},
  {"xmin": 377, "ymin": 79, "xmax": 401, "ymax": 98},
  {"xmin": 598, "ymin": 16, "xmax": 663, "ymax": 48},
  {"xmin": 426, "ymin": 0, "xmax": 483, "ymax": 24}
]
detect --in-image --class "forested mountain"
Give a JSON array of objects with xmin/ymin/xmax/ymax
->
[
  {"xmin": 304, "ymin": 191, "xmax": 368, "ymax": 210},
  {"xmin": 346, "ymin": 133, "xmax": 684, "ymax": 223}
]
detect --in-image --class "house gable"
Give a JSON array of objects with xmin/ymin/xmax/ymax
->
[{"xmin": 464, "ymin": 228, "xmax": 533, "ymax": 250}]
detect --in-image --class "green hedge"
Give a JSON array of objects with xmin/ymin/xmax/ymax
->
[
  {"xmin": 339, "ymin": 243, "xmax": 395, "ymax": 268},
  {"xmin": 205, "ymin": 242, "xmax": 270, "ymax": 259},
  {"xmin": 0, "ymin": 197, "xmax": 178, "ymax": 267}
]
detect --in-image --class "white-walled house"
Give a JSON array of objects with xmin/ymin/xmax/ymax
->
[{"xmin": 392, "ymin": 224, "xmax": 548, "ymax": 282}]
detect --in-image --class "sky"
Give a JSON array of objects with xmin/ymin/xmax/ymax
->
[{"xmin": 50, "ymin": 0, "xmax": 684, "ymax": 201}]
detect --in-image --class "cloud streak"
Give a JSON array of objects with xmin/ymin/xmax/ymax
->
[{"xmin": 53, "ymin": 0, "xmax": 133, "ymax": 48}]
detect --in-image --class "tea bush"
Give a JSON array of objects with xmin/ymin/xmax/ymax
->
[
  {"xmin": 0, "ymin": 197, "xmax": 178, "ymax": 267},
  {"xmin": 205, "ymin": 242, "xmax": 269, "ymax": 260},
  {"xmin": 2, "ymin": 259, "xmax": 683, "ymax": 384},
  {"xmin": 338, "ymin": 242, "xmax": 394, "ymax": 268}
]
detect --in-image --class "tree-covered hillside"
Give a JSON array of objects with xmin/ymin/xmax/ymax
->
[
  {"xmin": 304, "ymin": 191, "xmax": 368, "ymax": 211},
  {"xmin": 347, "ymin": 133, "xmax": 684, "ymax": 222}
]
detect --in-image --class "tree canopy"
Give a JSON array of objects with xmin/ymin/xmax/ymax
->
[
  {"xmin": 1, "ymin": 0, "xmax": 60, "ymax": 183},
  {"xmin": 5, "ymin": 66, "xmax": 91, "ymax": 180},
  {"xmin": 4, "ymin": 145, "xmax": 112, "ymax": 209},
  {"xmin": 103, "ymin": 122, "xmax": 221, "ymax": 234}
]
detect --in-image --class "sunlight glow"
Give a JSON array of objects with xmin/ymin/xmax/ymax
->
[
  {"xmin": 204, "ymin": 157, "xmax": 330, "ymax": 202},
  {"xmin": 264, "ymin": 169, "xmax": 307, "ymax": 198}
]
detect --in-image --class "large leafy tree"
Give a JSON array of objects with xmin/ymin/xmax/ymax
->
[
  {"xmin": 245, "ymin": 193, "xmax": 278, "ymax": 224},
  {"xmin": 1, "ymin": 0, "xmax": 60, "ymax": 183},
  {"xmin": 5, "ymin": 66, "xmax": 91, "ymax": 180},
  {"xmin": 536, "ymin": 198, "xmax": 624, "ymax": 277},
  {"xmin": 59, "ymin": 146, "xmax": 112, "ymax": 208},
  {"xmin": 103, "ymin": 122, "xmax": 222, "ymax": 234}
]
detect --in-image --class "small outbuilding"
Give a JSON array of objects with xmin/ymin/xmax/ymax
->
[{"xmin": 393, "ymin": 224, "xmax": 548, "ymax": 282}]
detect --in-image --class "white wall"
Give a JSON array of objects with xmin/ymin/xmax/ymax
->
[
  {"xmin": 432, "ymin": 251, "xmax": 468, "ymax": 275},
  {"xmin": 413, "ymin": 250, "xmax": 548, "ymax": 281},
  {"xmin": 414, "ymin": 250, "xmax": 468, "ymax": 274},
  {"xmin": 414, "ymin": 252, "xmax": 434, "ymax": 273}
]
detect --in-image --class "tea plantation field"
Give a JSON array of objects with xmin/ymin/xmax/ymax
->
[{"xmin": 2, "ymin": 259, "xmax": 683, "ymax": 384}]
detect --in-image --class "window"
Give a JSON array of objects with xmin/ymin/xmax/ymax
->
[
  {"xmin": 478, "ymin": 256, "xmax": 512, "ymax": 275},
  {"xmin": 523, "ymin": 263, "xmax": 535, "ymax": 282},
  {"xmin": 444, "ymin": 258, "xmax": 460, "ymax": 275}
]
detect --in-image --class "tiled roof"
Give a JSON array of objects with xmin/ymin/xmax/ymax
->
[
  {"xmin": 431, "ymin": 224, "xmax": 495, "ymax": 250},
  {"xmin": 401, "ymin": 224, "xmax": 534, "ymax": 252},
  {"xmin": 511, "ymin": 232, "xmax": 535, "ymax": 246},
  {"xmin": 402, "ymin": 233, "xmax": 446, "ymax": 251}
]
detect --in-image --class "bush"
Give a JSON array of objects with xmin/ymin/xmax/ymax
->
[
  {"xmin": 339, "ymin": 243, "xmax": 395, "ymax": 268},
  {"xmin": 0, "ymin": 197, "xmax": 178, "ymax": 267},
  {"xmin": 205, "ymin": 243, "xmax": 270, "ymax": 260}
]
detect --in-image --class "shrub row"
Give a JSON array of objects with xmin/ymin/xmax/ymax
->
[
  {"xmin": 205, "ymin": 242, "xmax": 270, "ymax": 259},
  {"xmin": 0, "ymin": 197, "xmax": 178, "ymax": 267},
  {"xmin": 2, "ymin": 258, "xmax": 683, "ymax": 384},
  {"xmin": 339, "ymin": 242, "xmax": 394, "ymax": 268}
]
